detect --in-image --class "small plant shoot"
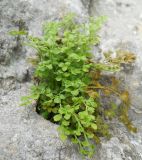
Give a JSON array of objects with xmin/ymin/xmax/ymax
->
[{"xmin": 13, "ymin": 14, "xmax": 137, "ymax": 157}]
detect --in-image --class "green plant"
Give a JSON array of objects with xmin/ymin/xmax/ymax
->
[{"xmin": 11, "ymin": 14, "xmax": 137, "ymax": 157}]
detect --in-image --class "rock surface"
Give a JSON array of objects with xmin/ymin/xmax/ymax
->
[
  {"xmin": 0, "ymin": 0, "xmax": 142, "ymax": 160},
  {"xmin": 91, "ymin": 0, "xmax": 142, "ymax": 159}
]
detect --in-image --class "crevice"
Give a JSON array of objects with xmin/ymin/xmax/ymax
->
[
  {"xmin": 81, "ymin": 0, "xmax": 92, "ymax": 15},
  {"xmin": 88, "ymin": 0, "xmax": 100, "ymax": 16},
  {"xmin": 88, "ymin": 0, "xmax": 94, "ymax": 16},
  {"xmin": 11, "ymin": 19, "xmax": 28, "ymax": 61},
  {"xmin": 81, "ymin": 0, "xmax": 96, "ymax": 16}
]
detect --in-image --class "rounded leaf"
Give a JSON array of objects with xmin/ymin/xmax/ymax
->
[
  {"xmin": 64, "ymin": 114, "xmax": 71, "ymax": 120},
  {"xmin": 54, "ymin": 114, "xmax": 62, "ymax": 121},
  {"xmin": 91, "ymin": 123, "xmax": 97, "ymax": 130}
]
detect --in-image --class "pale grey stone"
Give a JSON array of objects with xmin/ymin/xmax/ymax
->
[
  {"xmin": 91, "ymin": 0, "xmax": 142, "ymax": 159},
  {"xmin": 0, "ymin": 0, "xmax": 142, "ymax": 160}
]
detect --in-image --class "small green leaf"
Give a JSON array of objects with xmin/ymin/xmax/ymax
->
[
  {"xmin": 54, "ymin": 114, "xmax": 62, "ymax": 121},
  {"xmin": 87, "ymin": 107, "xmax": 95, "ymax": 113},
  {"xmin": 82, "ymin": 141, "xmax": 90, "ymax": 147},
  {"xmin": 47, "ymin": 107, "xmax": 52, "ymax": 113},
  {"xmin": 52, "ymin": 108, "xmax": 58, "ymax": 113},
  {"xmin": 64, "ymin": 114, "xmax": 71, "ymax": 120},
  {"xmin": 62, "ymin": 66, "xmax": 68, "ymax": 71},
  {"xmin": 56, "ymin": 77, "xmax": 62, "ymax": 81},
  {"xmin": 60, "ymin": 94, "xmax": 65, "ymax": 99},
  {"xmin": 78, "ymin": 111, "xmax": 88, "ymax": 119},
  {"xmin": 59, "ymin": 107, "xmax": 66, "ymax": 114},
  {"xmin": 74, "ymin": 105, "xmax": 79, "ymax": 111},
  {"xmin": 47, "ymin": 64, "xmax": 53, "ymax": 69},
  {"xmin": 80, "ymin": 149, "xmax": 88, "ymax": 155},
  {"xmin": 71, "ymin": 138, "xmax": 78, "ymax": 144},
  {"xmin": 86, "ymin": 132, "xmax": 94, "ymax": 138},
  {"xmin": 91, "ymin": 123, "xmax": 97, "ymax": 130},
  {"xmin": 62, "ymin": 120, "xmax": 70, "ymax": 126},
  {"xmin": 54, "ymin": 97, "xmax": 61, "ymax": 103},
  {"xmin": 71, "ymin": 90, "xmax": 79, "ymax": 96},
  {"xmin": 60, "ymin": 134, "xmax": 67, "ymax": 141},
  {"xmin": 74, "ymin": 130, "xmax": 81, "ymax": 136}
]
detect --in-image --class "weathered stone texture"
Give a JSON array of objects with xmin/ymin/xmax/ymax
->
[{"xmin": 0, "ymin": 0, "xmax": 142, "ymax": 160}]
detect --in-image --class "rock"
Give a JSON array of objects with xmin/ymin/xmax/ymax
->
[
  {"xmin": 91, "ymin": 0, "xmax": 142, "ymax": 159},
  {"xmin": 0, "ymin": 84, "xmax": 83, "ymax": 160},
  {"xmin": 0, "ymin": 0, "xmax": 89, "ymax": 160},
  {"xmin": 95, "ymin": 137, "xmax": 142, "ymax": 160},
  {"xmin": 81, "ymin": 0, "xmax": 91, "ymax": 11},
  {"xmin": 0, "ymin": 0, "xmax": 88, "ymax": 91},
  {"xmin": 0, "ymin": 0, "xmax": 142, "ymax": 160}
]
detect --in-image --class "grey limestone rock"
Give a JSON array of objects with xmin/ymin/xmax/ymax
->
[{"xmin": 0, "ymin": 0, "xmax": 142, "ymax": 160}]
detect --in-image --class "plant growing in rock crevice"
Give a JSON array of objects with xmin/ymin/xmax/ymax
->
[{"xmin": 10, "ymin": 14, "xmax": 137, "ymax": 157}]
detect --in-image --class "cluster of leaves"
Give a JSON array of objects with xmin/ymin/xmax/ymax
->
[{"xmin": 12, "ymin": 14, "xmax": 137, "ymax": 157}]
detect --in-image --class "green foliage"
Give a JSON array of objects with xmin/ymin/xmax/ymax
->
[{"xmin": 12, "ymin": 14, "xmax": 136, "ymax": 157}]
